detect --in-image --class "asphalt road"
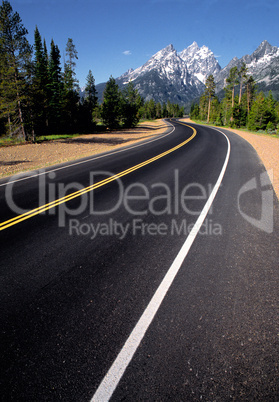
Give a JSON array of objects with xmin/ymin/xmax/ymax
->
[{"xmin": 1, "ymin": 120, "xmax": 278, "ymax": 401}]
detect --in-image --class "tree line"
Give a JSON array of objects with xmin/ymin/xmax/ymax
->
[
  {"xmin": 0, "ymin": 1, "xmax": 183, "ymax": 141},
  {"xmin": 190, "ymin": 65, "xmax": 279, "ymax": 133}
]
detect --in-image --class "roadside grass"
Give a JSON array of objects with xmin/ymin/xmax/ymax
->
[
  {"xmin": 36, "ymin": 134, "xmax": 79, "ymax": 142},
  {"xmin": 190, "ymin": 119, "xmax": 279, "ymax": 138},
  {"xmin": 0, "ymin": 137, "xmax": 25, "ymax": 146}
]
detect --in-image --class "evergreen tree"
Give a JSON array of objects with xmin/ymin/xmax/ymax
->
[
  {"xmin": 32, "ymin": 26, "xmax": 49, "ymax": 136},
  {"xmin": 121, "ymin": 81, "xmax": 141, "ymax": 128},
  {"xmin": 204, "ymin": 74, "xmax": 216, "ymax": 123},
  {"xmin": 247, "ymin": 92, "xmax": 274, "ymax": 131},
  {"xmin": 162, "ymin": 102, "xmax": 168, "ymax": 118},
  {"xmin": 226, "ymin": 66, "xmax": 239, "ymax": 123},
  {"xmin": 101, "ymin": 76, "xmax": 121, "ymax": 130},
  {"xmin": 238, "ymin": 62, "xmax": 248, "ymax": 105},
  {"xmin": 167, "ymin": 100, "xmax": 173, "ymax": 117},
  {"xmin": 83, "ymin": 69, "xmax": 98, "ymax": 129},
  {"xmin": 190, "ymin": 103, "xmax": 200, "ymax": 120},
  {"xmin": 47, "ymin": 39, "xmax": 63, "ymax": 132},
  {"xmin": 64, "ymin": 38, "xmax": 78, "ymax": 92},
  {"xmin": 156, "ymin": 102, "xmax": 162, "ymax": 119},
  {"xmin": 0, "ymin": 0, "xmax": 32, "ymax": 139},
  {"xmin": 232, "ymin": 102, "xmax": 247, "ymax": 127},
  {"xmin": 148, "ymin": 99, "xmax": 156, "ymax": 119},
  {"xmin": 246, "ymin": 76, "xmax": 256, "ymax": 115},
  {"xmin": 199, "ymin": 94, "xmax": 208, "ymax": 121},
  {"xmin": 85, "ymin": 70, "xmax": 97, "ymax": 109},
  {"xmin": 62, "ymin": 38, "xmax": 79, "ymax": 132}
]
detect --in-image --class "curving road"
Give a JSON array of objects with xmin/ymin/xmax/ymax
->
[{"xmin": 1, "ymin": 120, "xmax": 278, "ymax": 401}]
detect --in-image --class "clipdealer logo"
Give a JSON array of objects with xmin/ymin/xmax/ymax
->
[
  {"xmin": 237, "ymin": 170, "xmax": 274, "ymax": 234},
  {"xmin": 68, "ymin": 217, "xmax": 222, "ymax": 240}
]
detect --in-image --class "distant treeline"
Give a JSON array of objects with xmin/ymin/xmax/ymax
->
[
  {"xmin": 190, "ymin": 66, "xmax": 279, "ymax": 134},
  {"xmin": 0, "ymin": 1, "xmax": 183, "ymax": 141}
]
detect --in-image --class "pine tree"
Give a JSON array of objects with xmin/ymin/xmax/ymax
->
[
  {"xmin": 238, "ymin": 62, "xmax": 248, "ymax": 105},
  {"xmin": 148, "ymin": 99, "xmax": 156, "ymax": 119},
  {"xmin": 162, "ymin": 102, "xmax": 168, "ymax": 118},
  {"xmin": 190, "ymin": 103, "xmax": 200, "ymax": 120},
  {"xmin": 64, "ymin": 38, "xmax": 78, "ymax": 92},
  {"xmin": 199, "ymin": 94, "xmax": 208, "ymax": 121},
  {"xmin": 226, "ymin": 67, "xmax": 239, "ymax": 123},
  {"xmin": 83, "ymin": 69, "xmax": 98, "ymax": 130},
  {"xmin": 32, "ymin": 26, "xmax": 49, "ymax": 136},
  {"xmin": 121, "ymin": 81, "xmax": 141, "ymax": 128},
  {"xmin": 246, "ymin": 76, "xmax": 256, "ymax": 115},
  {"xmin": 48, "ymin": 39, "xmax": 63, "ymax": 132},
  {"xmin": 156, "ymin": 102, "xmax": 162, "ymax": 119},
  {"xmin": 247, "ymin": 92, "xmax": 273, "ymax": 131},
  {"xmin": 0, "ymin": 0, "xmax": 32, "ymax": 139},
  {"xmin": 204, "ymin": 74, "xmax": 216, "ymax": 123},
  {"xmin": 101, "ymin": 76, "xmax": 121, "ymax": 130},
  {"xmin": 62, "ymin": 38, "xmax": 79, "ymax": 132}
]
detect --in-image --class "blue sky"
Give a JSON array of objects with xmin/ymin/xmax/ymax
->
[{"xmin": 10, "ymin": 0, "xmax": 279, "ymax": 87}]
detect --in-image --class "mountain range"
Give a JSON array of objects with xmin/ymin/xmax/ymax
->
[{"xmin": 94, "ymin": 40, "xmax": 279, "ymax": 107}]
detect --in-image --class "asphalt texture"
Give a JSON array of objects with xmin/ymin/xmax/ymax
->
[{"xmin": 1, "ymin": 120, "xmax": 278, "ymax": 401}]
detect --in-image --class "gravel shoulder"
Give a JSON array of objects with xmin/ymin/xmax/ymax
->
[
  {"xmin": 0, "ymin": 120, "xmax": 169, "ymax": 179},
  {"xmin": 182, "ymin": 119, "xmax": 279, "ymax": 200}
]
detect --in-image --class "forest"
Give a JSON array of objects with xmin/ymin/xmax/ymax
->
[
  {"xmin": 190, "ymin": 68, "xmax": 279, "ymax": 134},
  {"xmin": 0, "ymin": 1, "xmax": 183, "ymax": 142}
]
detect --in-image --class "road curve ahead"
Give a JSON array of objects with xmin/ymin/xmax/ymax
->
[{"xmin": 1, "ymin": 120, "xmax": 278, "ymax": 401}]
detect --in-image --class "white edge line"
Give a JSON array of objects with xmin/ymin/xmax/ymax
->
[
  {"xmin": 0, "ymin": 121, "xmax": 175, "ymax": 187},
  {"xmin": 91, "ymin": 128, "xmax": 231, "ymax": 402}
]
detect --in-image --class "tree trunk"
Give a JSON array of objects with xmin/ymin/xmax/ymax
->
[
  {"xmin": 247, "ymin": 84, "xmax": 250, "ymax": 114},
  {"xmin": 7, "ymin": 113, "xmax": 12, "ymax": 136},
  {"xmin": 14, "ymin": 68, "xmax": 26, "ymax": 140},
  {"xmin": 239, "ymin": 79, "xmax": 243, "ymax": 105},
  {"xmin": 17, "ymin": 98, "xmax": 26, "ymax": 140},
  {"xmin": 207, "ymin": 98, "xmax": 211, "ymax": 123}
]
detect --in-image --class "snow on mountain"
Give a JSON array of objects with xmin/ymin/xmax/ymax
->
[
  {"xmin": 112, "ymin": 43, "xmax": 219, "ymax": 105},
  {"xmin": 179, "ymin": 42, "xmax": 221, "ymax": 84},
  {"xmin": 122, "ymin": 45, "xmax": 188, "ymax": 85},
  {"xmin": 215, "ymin": 40, "xmax": 279, "ymax": 97}
]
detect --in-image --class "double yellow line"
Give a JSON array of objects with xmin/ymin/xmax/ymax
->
[{"xmin": 0, "ymin": 123, "xmax": 196, "ymax": 232}]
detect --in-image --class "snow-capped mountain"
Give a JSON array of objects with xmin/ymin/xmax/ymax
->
[
  {"xmin": 116, "ymin": 44, "xmax": 205, "ymax": 104},
  {"xmin": 96, "ymin": 42, "xmax": 218, "ymax": 105},
  {"xmin": 179, "ymin": 41, "xmax": 221, "ymax": 84},
  {"xmin": 94, "ymin": 40, "xmax": 279, "ymax": 106},
  {"xmin": 215, "ymin": 40, "xmax": 279, "ymax": 97}
]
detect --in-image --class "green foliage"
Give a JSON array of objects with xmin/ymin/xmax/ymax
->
[
  {"xmin": 80, "ymin": 69, "xmax": 98, "ymax": 131},
  {"xmin": 121, "ymin": 81, "xmax": 142, "ymax": 128},
  {"xmin": 247, "ymin": 92, "xmax": 277, "ymax": 131},
  {"xmin": 191, "ymin": 65, "xmax": 278, "ymax": 134},
  {"xmin": 31, "ymin": 26, "xmax": 49, "ymax": 138},
  {"xmin": 101, "ymin": 76, "xmax": 122, "ymax": 130},
  {"xmin": 190, "ymin": 103, "xmax": 199, "ymax": 120},
  {"xmin": 0, "ymin": 0, "xmax": 32, "ymax": 139},
  {"xmin": 204, "ymin": 74, "xmax": 216, "ymax": 123}
]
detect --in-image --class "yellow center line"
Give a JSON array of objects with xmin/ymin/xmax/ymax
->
[{"xmin": 0, "ymin": 123, "xmax": 196, "ymax": 232}]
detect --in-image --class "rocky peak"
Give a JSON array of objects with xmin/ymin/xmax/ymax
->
[
  {"xmin": 252, "ymin": 40, "xmax": 278, "ymax": 60},
  {"xmin": 179, "ymin": 42, "xmax": 221, "ymax": 83}
]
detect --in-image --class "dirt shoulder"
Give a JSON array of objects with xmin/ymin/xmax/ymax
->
[
  {"xmin": 181, "ymin": 118, "xmax": 279, "ymax": 200},
  {"xmin": 0, "ymin": 120, "xmax": 170, "ymax": 179}
]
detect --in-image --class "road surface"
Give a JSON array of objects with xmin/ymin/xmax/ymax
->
[{"xmin": 1, "ymin": 120, "xmax": 278, "ymax": 401}]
